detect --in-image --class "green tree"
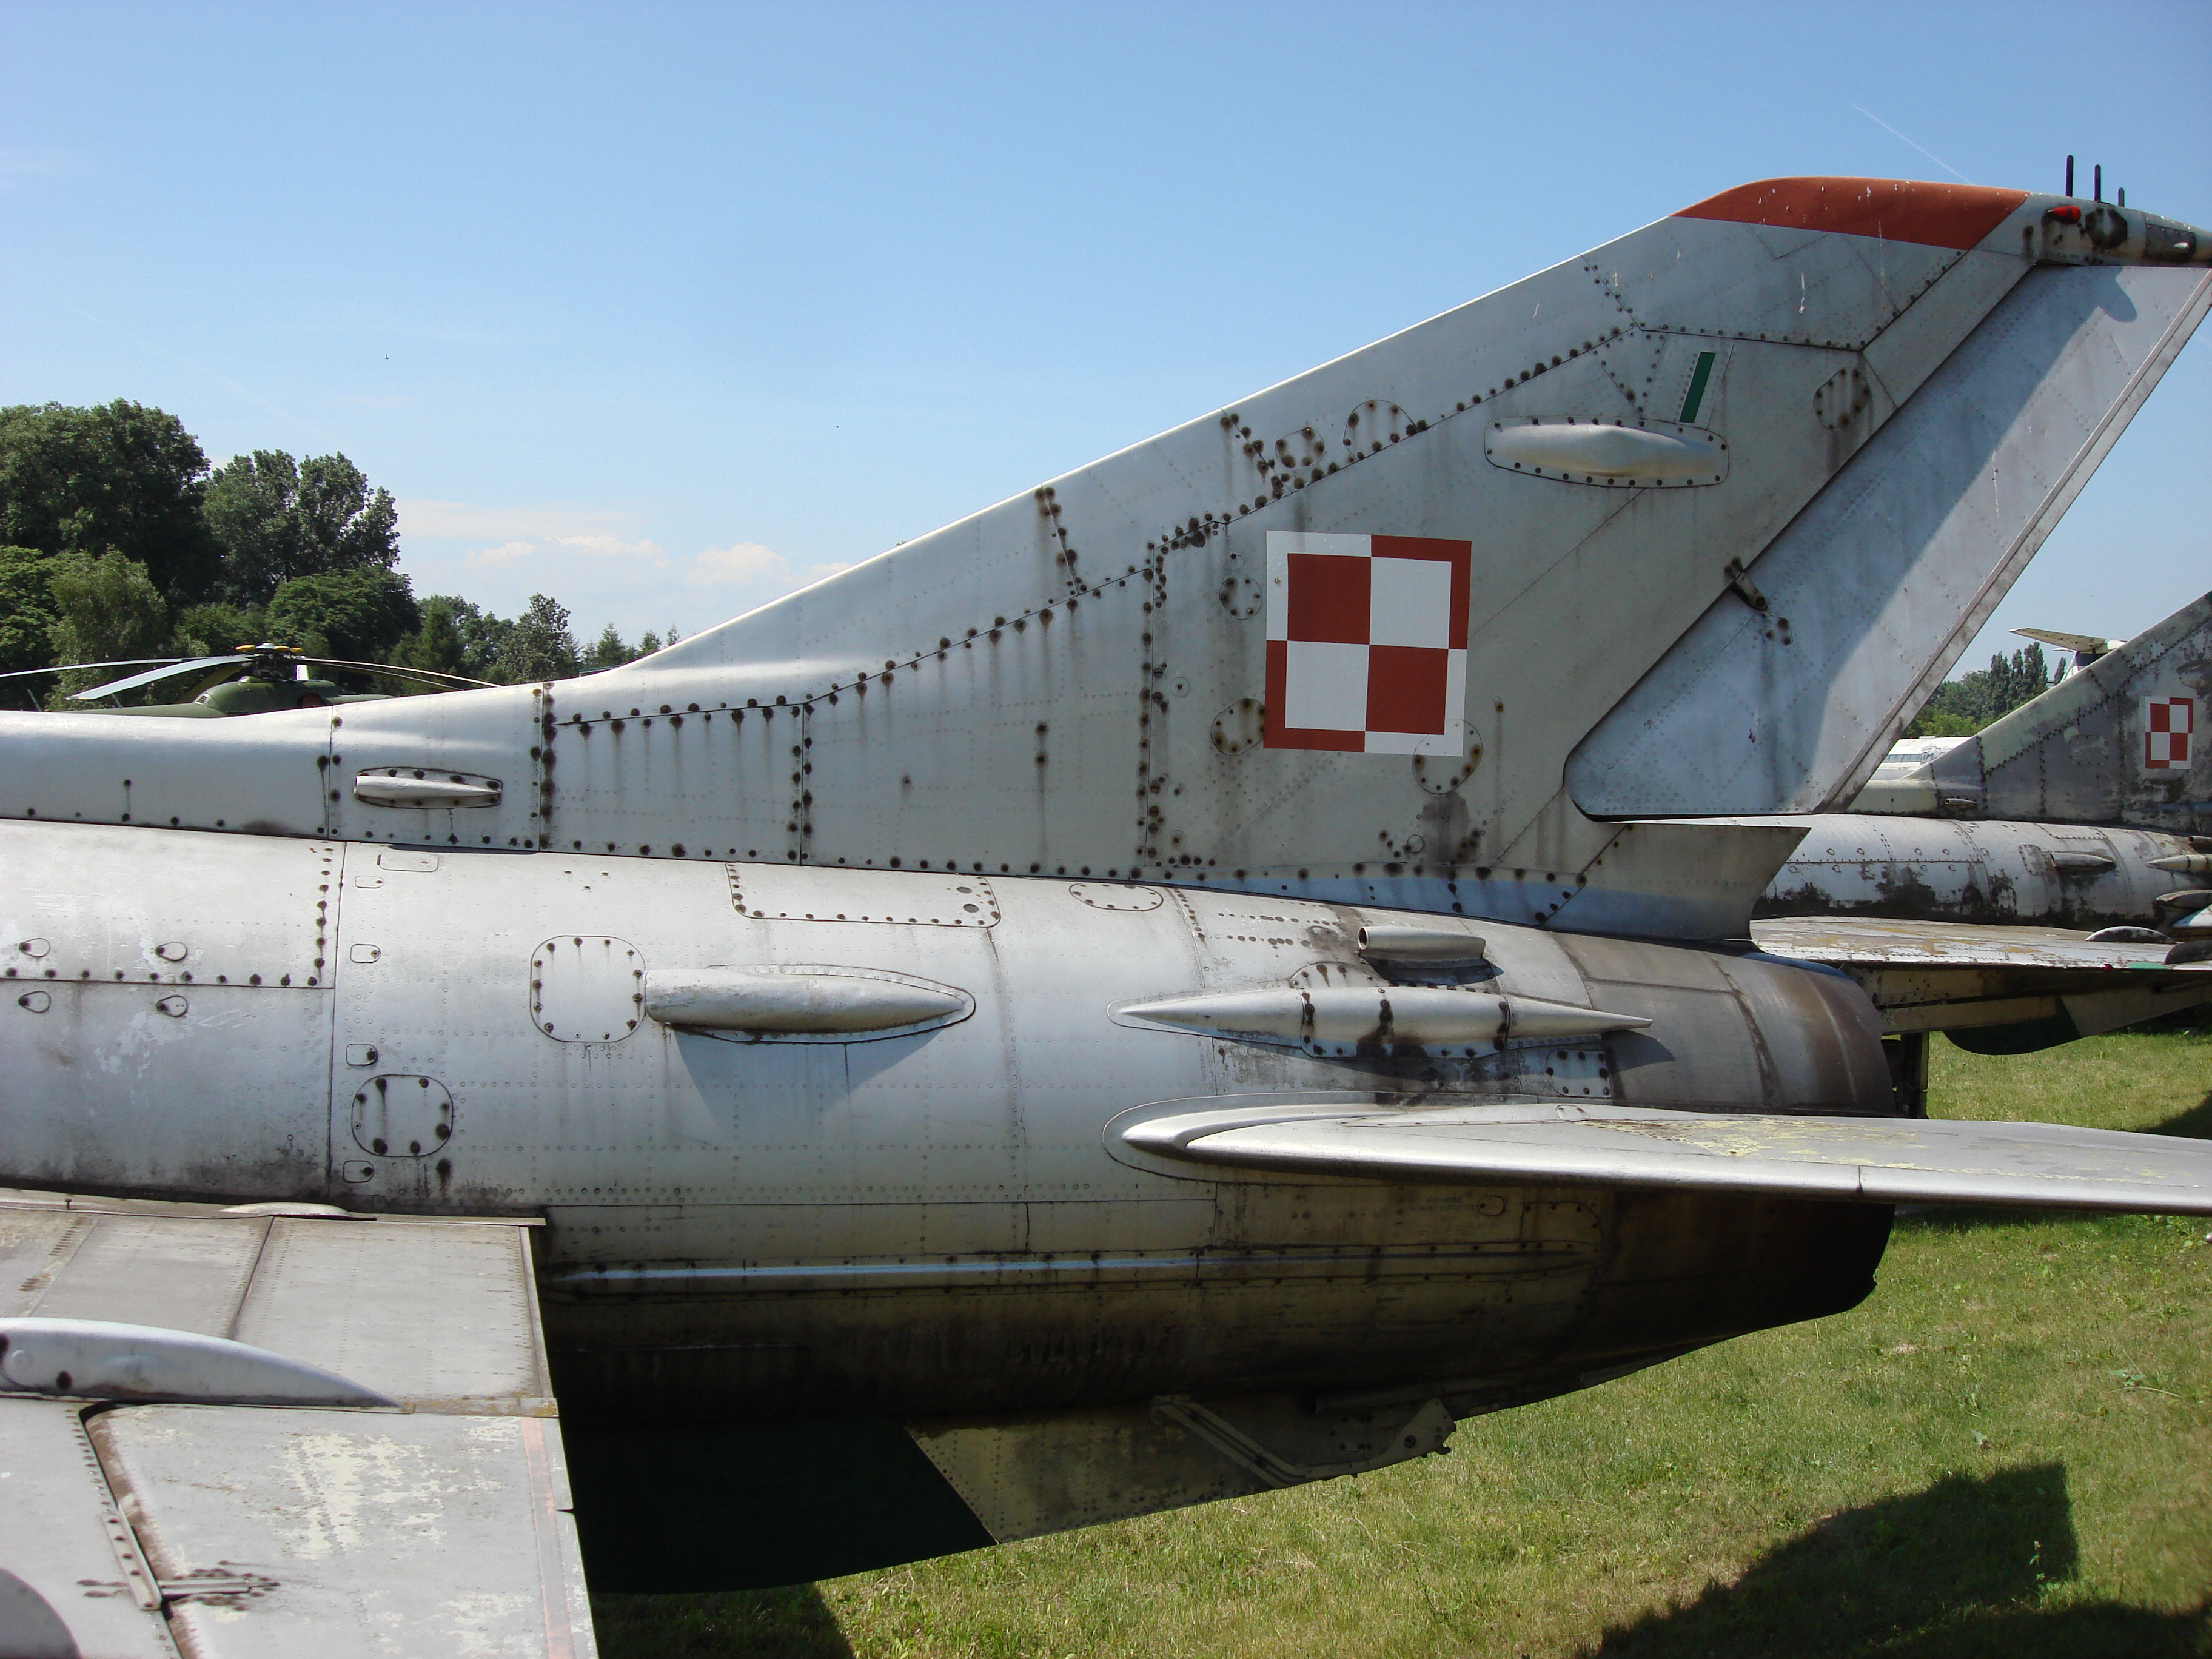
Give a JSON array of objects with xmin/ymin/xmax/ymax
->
[
  {"xmin": 398, "ymin": 600, "xmax": 469, "ymax": 680},
  {"xmin": 403, "ymin": 594, "xmax": 512, "ymax": 680},
  {"xmin": 203, "ymin": 449, "xmax": 400, "ymax": 605},
  {"xmin": 495, "ymin": 593, "xmax": 578, "ymax": 683},
  {"xmin": 171, "ymin": 601, "xmax": 266, "ymax": 661},
  {"xmin": 0, "ymin": 545, "xmax": 58, "ymax": 679},
  {"xmin": 635, "ymin": 628, "xmax": 661, "ymax": 656},
  {"xmin": 582, "ymin": 622, "xmax": 632, "ymax": 671},
  {"xmin": 1906, "ymin": 643, "xmax": 2057, "ymax": 737},
  {"xmin": 0, "ymin": 401, "xmax": 222, "ymax": 603},
  {"xmin": 44, "ymin": 550, "xmax": 169, "ymax": 705},
  {"xmin": 264, "ymin": 568, "xmax": 420, "ymax": 665}
]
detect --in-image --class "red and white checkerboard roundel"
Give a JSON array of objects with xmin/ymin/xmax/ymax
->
[
  {"xmin": 1264, "ymin": 532, "xmax": 1470, "ymax": 754},
  {"xmin": 2144, "ymin": 695, "xmax": 2193, "ymax": 770}
]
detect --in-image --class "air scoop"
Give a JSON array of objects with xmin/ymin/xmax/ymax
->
[{"xmin": 1117, "ymin": 985, "xmax": 1649, "ymax": 1057}]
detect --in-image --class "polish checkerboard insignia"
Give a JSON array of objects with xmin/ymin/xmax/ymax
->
[
  {"xmin": 2144, "ymin": 696, "xmax": 2193, "ymax": 769},
  {"xmin": 1264, "ymin": 532, "xmax": 1470, "ymax": 754}
]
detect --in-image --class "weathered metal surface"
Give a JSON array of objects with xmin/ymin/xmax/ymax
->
[
  {"xmin": 94, "ymin": 1407, "xmax": 594, "ymax": 1659},
  {"xmin": 1754, "ymin": 813, "xmax": 2197, "ymax": 930},
  {"xmin": 0, "ymin": 1192, "xmax": 554, "ymax": 1413},
  {"xmin": 1908, "ymin": 592, "xmax": 2212, "ymax": 833},
  {"xmin": 1567, "ymin": 262, "xmax": 2212, "ymax": 818},
  {"xmin": 2, "ymin": 184, "xmax": 2200, "ymax": 942},
  {"xmin": 1751, "ymin": 914, "xmax": 2212, "ymax": 1041},
  {"xmin": 1121, "ymin": 1098, "xmax": 2212, "ymax": 1213},
  {"xmin": 0, "ymin": 1196, "xmax": 589, "ymax": 1658},
  {"xmin": 0, "ymin": 819, "xmax": 1915, "ymax": 1427},
  {"xmin": 1115, "ymin": 985, "xmax": 1650, "ymax": 1054},
  {"xmin": 0, "ymin": 1399, "xmax": 178, "ymax": 1657}
]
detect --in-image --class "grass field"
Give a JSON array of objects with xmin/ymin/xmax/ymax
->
[{"xmin": 594, "ymin": 1031, "xmax": 2212, "ymax": 1658}]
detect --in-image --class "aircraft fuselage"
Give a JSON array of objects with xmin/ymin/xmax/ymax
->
[{"xmin": 1, "ymin": 821, "xmax": 1897, "ymax": 1424}]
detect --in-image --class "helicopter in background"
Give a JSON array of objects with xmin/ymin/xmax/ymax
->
[{"xmin": 0, "ymin": 642, "xmax": 491, "ymax": 716}]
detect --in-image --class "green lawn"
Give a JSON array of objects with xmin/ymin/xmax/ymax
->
[{"xmin": 594, "ymin": 1032, "xmax": 2212, "ymax": 1658}]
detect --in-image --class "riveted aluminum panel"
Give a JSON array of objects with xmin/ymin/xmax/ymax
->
[
  {"xmin": 232, "ymin": 1220, "xmax": 551, "ymax": 1412},
  {"xmin": 1569, "ymin": 264, "xmax": 2212, "ymax": 817},
  {"xmin": 0, "ymin": 820, "xmax": 335, "ymax": 989},
  {"xmin": 90, "ymin": 1407, "xmax": 594, "ymax": 1659},
  {"xmin": 26, "ymin": 1215, "xmax": 266, "ymax": 1335},
  {"xmin": 0, "ymin": 1399, "xmax": 178, "ymax": 1658},
  {"xmin": 8, "ymin": 184, "xmax": 2153, "ymax": 942}
]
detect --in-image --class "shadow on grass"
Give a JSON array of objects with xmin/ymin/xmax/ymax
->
[
  {"xmin": 591, "ymin": 1583, "xmax": 853, "ymax": 1659},
  {"xmin": 1587, "ymin": 1463, "xmax": 2207, "ymax": 1658},
  {"xmin": 2148, "ymin": 1092, "xmax": 2212, "ymax": 1141}
]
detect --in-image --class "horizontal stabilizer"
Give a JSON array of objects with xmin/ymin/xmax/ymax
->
[
  {"xmin": 1121, "ymin": 1099, "xmax": 2212, "ymax": 1213},
  {"xmin": 1751, "ymin": 914, "xmax": 2212, "ymax": 1044}
]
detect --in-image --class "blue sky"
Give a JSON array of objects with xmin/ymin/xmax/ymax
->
[{"xmin": 2, "ymin": 1, "xmax": 2207, "ymax": 671}]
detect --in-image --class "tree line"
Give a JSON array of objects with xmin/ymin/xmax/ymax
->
[
  {"xmin": 0, "ymin": 400, "xmax": 679, "ymax": 705},
  {"xmin": 1903, "ymin": 643, "xmax": 2058, "ymax": 738}
]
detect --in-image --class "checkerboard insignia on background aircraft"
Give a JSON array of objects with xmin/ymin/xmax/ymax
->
[
  {"xmin": 1264, "ymin": 532, "xmax": 1471, "ymax": 755},
  {"xmin": 2144, "ymin": 695, "xmax": 2194, "ymax": 769}
]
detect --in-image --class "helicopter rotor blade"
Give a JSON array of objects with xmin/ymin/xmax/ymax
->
[
  {"xmin": 300, "ymin": 657, "xmax": 497, "ymax": 691},
  {"xmin": 71, "ymin": 656, "xmax": 253, "ymax": 701},
  {"xmin": 0, "ymin": 658, "xmax": 183, "ymax": 684}
]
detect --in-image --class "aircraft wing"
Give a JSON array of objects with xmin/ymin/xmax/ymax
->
[
  {"xmin": 0, "ymin": 1188, "xmax": 595, "ymax": 1659},
  {"xmin": 1750, "ymin": 915, "xmax": 2212, "ymax": 1047},
  {"xmin": 1118, "ymin": 1099, "xmax": 2212, "ymax": 1214}
]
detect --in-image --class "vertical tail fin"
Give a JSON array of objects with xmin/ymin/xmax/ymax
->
[
  {"xmin": 1858, "ymin": 592, "xmax": 2212, "ymax": 831},
  {"xmin": 5, "ymin": 181, "xmax": 2207, "ymax": 943}
]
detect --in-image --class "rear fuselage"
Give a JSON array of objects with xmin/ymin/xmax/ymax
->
[{"xmin": 1, "ymin": 820, "xmax": 1897, "ymax": 1423}]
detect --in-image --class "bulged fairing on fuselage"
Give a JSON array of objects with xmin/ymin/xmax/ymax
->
[{"xmin": 0, "ymin": 819, "xmax": 1894, "ymax": 1424}]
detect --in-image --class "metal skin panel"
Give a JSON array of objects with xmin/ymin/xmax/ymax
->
[
  {"xmin": 1757, "ymin": 813, "xmax": 2196, "ymax": 930},
  {"xmin": 0, "ymin": 1399, "xmax": 179, "ymax": 1659},
  {"xmin": 1569, "ymin": 263, "xmax": 2212, "ymax": 817},
  {"xmin": 5, "ymin": 183, "xmax": 2199, "ymax": 943},
  {"xmin": 230, "ymin": 1221, "xmax": 552, "ymax": 1412},
  {"xmin": 4, "ymin": 821, "xmax": 1902, "ymax": 1424},
  {"xmin": 0, "ymin": 1200, "xmax": 583, "ymax": 1651},
  {"xmin": 90, "ymin": 1407, "xmax": 594, "ymax": 1659},
  {"xmin": 1911, "ymin": 592, "xmax": 2212, "ymax": 834},
  {"xmin": 0, "ymin": 1197, "xmax": 554, "ymax": 1414},
  {"xmin": 1749, "ymin": 915, "xmax": 2212, "ymax": 1041}
]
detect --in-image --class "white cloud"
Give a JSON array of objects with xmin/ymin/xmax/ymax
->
[
  {"xmin": 557, "ymin": 533, "xmax": 665, "ymax": 561},
  {"xmin": 398, "ymin": 498, "xmax": 644, "ymax": 543},
  {"xmin": 692, "ymin": 541, "xmax": 791, "ymax": 585},
  {"xmin": 469, "ymin": 540, "xmax": 538, "ymax": 565}
]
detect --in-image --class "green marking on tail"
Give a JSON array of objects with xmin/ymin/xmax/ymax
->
[{"xmin": 1678, "ymin": 351, "xmax": 1717, "ymax": 423}]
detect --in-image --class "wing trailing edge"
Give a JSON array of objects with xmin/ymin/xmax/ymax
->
[{"xmin": 1118, "ymin": 1099, "xmax": 2212, "ymax": 1215}]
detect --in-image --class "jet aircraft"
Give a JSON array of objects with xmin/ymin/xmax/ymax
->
[
  {"xmin": 1737, "ymin": 593, "xmax": 2212, "ymax": 1090},
  {"xmin": 4, "ymin": 175, "xmax": 2212, "ymax": 1655}
]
